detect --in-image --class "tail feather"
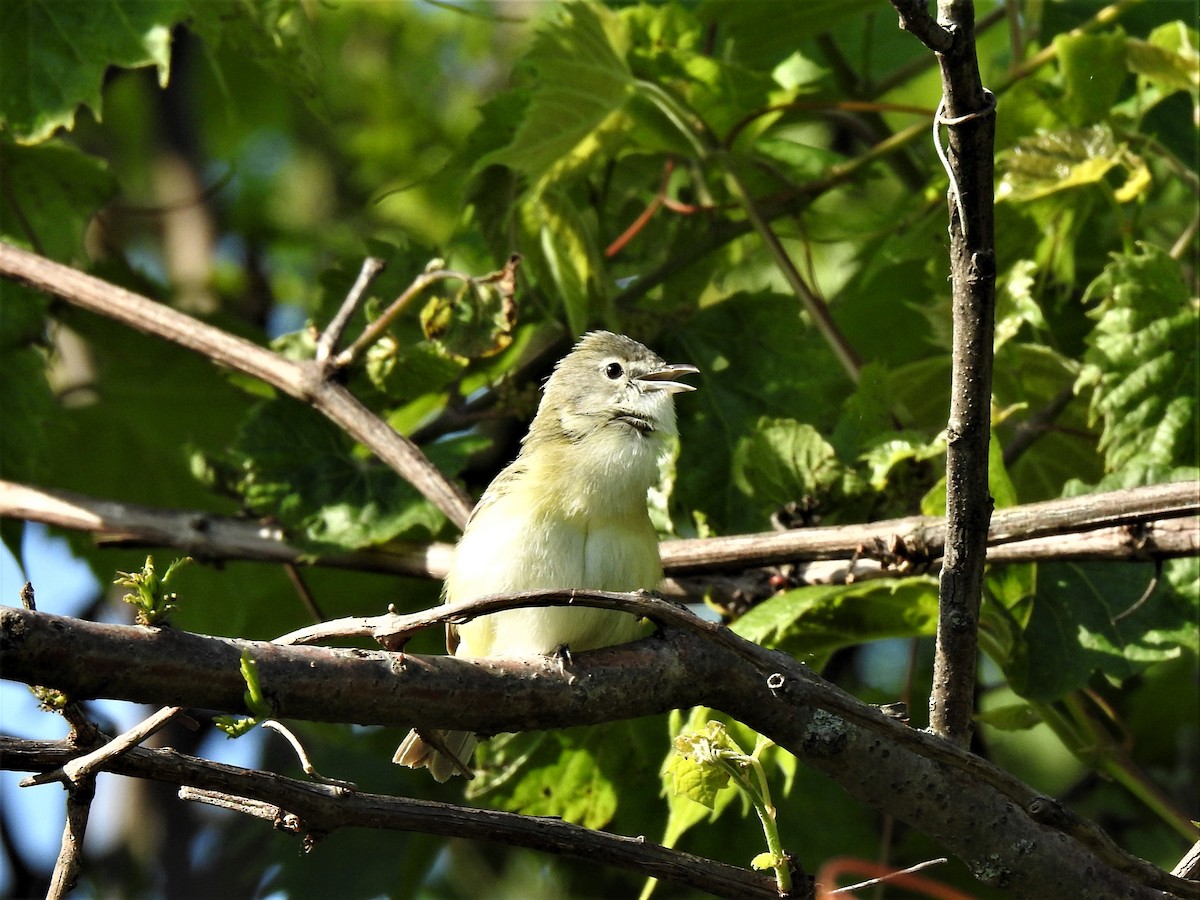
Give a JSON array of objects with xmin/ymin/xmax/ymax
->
[{"xmin": 393, "ymin": 729, "xmax": 478, "ymax": 782}]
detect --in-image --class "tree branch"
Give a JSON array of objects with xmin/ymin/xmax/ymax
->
[
  {"xmin": 3, "ymin": 737, "xmax": 788, "ymax": 900},
  {"xmin": 1, "ymin": 602, "xmax": 1194, "ymax": 898},
  {"xmin": 0, "ymin": 241, "xmax": 473, "ymax": 529},
  {"xmin": 3, "ymin": 479, "xmax": 1194, "ymax": 587},
  {"xmin": 890, "ymin": 0, "xmax": 998, "ymax": 748}
]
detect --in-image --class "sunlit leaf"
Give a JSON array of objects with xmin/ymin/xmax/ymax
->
[
  {"xmin": 997, "ymin": 126, "xmax": 1150, "ymax": 204},
  {"xmin": 732, "ymin": 577, "xmax": 940, "ymax": 669},
  {"xmin": 1054, "ymin": 30, "xmax": 1128, "ymax": 126},
  {"xmin": 1007, "ymin": 558, "xmax": 1199, "ymax": 701},
  {"xmin": 1126, "ymin": 22, "xmax": 1200, "ymax": 94},
  {"xmin": 732, "ymin": 417, "xmax": 844, "ymax": 511},
  {"xmin": 1076, "ymin": 244, "xmax": 1197, "ymax": 473},
  {"xmin": 0, "ymin": 0, "xmax": 185, "ymax": 143},
  {"xmin": 479, "ymin": 3, "xmax": 635, "ymax": 188}
]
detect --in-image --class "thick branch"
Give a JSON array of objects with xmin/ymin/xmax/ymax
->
[
  {"xmin": 0, "ymin": 241, "xmax": 472, "ymax": 528},
  {"xmin": 3, "ymin": 738, "xmax": 784, "ymax": 900},
  {"xmin": 1, "ymin": 603, "xmax": 1193, "ymax": 898}
]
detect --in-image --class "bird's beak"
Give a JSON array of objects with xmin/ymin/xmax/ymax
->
[{"xmin": 636, "ymin": 363, "xmax": 699, "ymax": 393}]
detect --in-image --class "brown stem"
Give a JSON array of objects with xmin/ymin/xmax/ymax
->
[
  {"xmin": 0, "ymin": 241, "xmax": 473, "ymax": 528},
  {"xmin": 891, "ymin": 0, "xmax": 998, "ymax": 749}
]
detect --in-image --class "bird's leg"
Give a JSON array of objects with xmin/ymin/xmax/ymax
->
[{"xmin": 551, "ymin": 643, "xmax": 577, "ymax": 684}]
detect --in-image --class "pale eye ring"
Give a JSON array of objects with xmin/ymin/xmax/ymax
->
[{"xmin": 604, "ymin": 362, "xmax": 624, "ymax": 380}]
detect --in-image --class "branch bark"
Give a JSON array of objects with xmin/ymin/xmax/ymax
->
[
  {"xmin": 889, "ymin": 0, "xmax": 998, "ymax": 748},
  {"xmin": 2, "ymin": 602, "xmax": 1194, "ymax": 898},
  {"xmin": 3, "ymin": 479, "xmax": 1194, "ymax": 586},
  {"xmin": 3, "ymin": 738, "xmax": 786, "ymax": 900},
  {"xmin": 0, "ymin": 241, "xmax": 473, "ymax": 529}
]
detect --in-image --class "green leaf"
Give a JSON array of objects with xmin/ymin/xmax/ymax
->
[
  {"xmin": 472, "ymin": 727, "xmax": 631, "ymax": 830},
  {"xmin": 1076, "ymin": 244, "xmax": 1197, "ymax": 472},
  {"xmin": 731, "ymin": 418, "xmax": 844, "ymax": 515},
  {"xmin": 665, "ymin": 749, "xmax": 729, "ymax": 811},
  {"xmin": 696, "ymin": 0, "xmax": 879, "ymax": 68},
  {"xmin": 479, "ymin": 3, "xmax": 635, "ymax": 189},
  {"xmin": 232, "ymin": 398, "xmax": 482, "ymax": 550},
  {"xmin": 1007, "ymin": 559, "xmax": 1199, "ymax": 701},
  {"xmin": 0, "ymin": 142, "xmax": 116, "ymax": 259},
  {"xmin": 659, "ymin": 294, "xmax": 853, "ymax": 533},
  {"xmin": 975, "ymin": 703, "xmax": 1043, "ymax": 732},
  {"xmin": 0, "ymin": 0, "xmax": 185, "ymax": 143},
  {"xmin": 1126, "ymin": 22, "xmax": 1200, "ymax": 94},
  {"xmin": 364, "ymin": 338, "xmax": 466, "ymax": 405},
  {"xmin": 995, "ymin": 260, "xmax": 1049, "ymax": 350},
  {"xmin": 520, "ymin": 188, "xmax": 604, "ymax": 337},
  {"xmin": 186, "ymin": 0, "xmax": 323, "ymax": 114},
  {"xmin": 1054, "ymin": 30, "xmax": 1128, "ymax": 126},
  {"xmin": 732, "ymin": 577, "xmax": 940, "ymax": 669},
  {"xmin": 997, "ymin": 125, "xmax": 1150, "ymax": 204}
]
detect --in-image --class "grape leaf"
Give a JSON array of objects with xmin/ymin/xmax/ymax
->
[{"xmin": 1, "ymin": 0, "xmax": 185, "ymax": 143}]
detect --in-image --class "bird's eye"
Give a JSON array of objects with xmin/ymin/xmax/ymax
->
[{"xmin": 604, "ymin": 362, "xmax": 624, "ymax": 380}]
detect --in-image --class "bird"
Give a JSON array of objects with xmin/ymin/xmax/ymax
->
[{"xmin": 394, "ymin": 330, "xmax": 698, "ymax": 781}]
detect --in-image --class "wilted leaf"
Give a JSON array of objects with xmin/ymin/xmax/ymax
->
[{"xmin": 419, "ymin": 255, "xmax": 520, "ymax": 360}]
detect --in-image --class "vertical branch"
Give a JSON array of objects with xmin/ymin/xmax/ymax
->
[{"xmin": 891, "ymin": 0, "xmax": 997, "ymax": 747}]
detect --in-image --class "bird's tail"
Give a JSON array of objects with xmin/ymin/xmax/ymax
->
[{"xmin": 393, "ymin": 729, "xmax": 478, "ymax": 782}]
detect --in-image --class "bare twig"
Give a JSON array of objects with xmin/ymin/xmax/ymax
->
[
  {"xmin": 22, "ymin": 705, "xmax": 187, "ymax": 788},
  {"xmin": 46, "ymin": 773, "xmax": 95, "ymax": 900},
  {"xmin": 315, "ymin": 256, "xmax": 386, "ymax": 364},
  {"xmin": 0, "ymin": 241, "xmax": 473, "ymax": 528},
  {"xmin": 8, "ymin": 738, "xmax": 786, "ymax": 900},
  {"xmin": 0, "ymin": 479, "xmax": 455, "ymax": 578},
  {"xmin": 4, "ymin": 480, "xmax": 1194, "ymax": 587}
]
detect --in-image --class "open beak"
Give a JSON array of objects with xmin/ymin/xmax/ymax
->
[{"xmin": 636, "ymin": 363, "xmax": 700, "ymax": 394}]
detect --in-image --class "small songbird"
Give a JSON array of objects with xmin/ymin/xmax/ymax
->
[{"xmin": 394, "ymin": 331, "xmax": 698, "ymax": 780}]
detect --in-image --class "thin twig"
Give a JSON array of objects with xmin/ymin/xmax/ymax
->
[
  {"xmin": 0, "ymin": 241, "xmax": 473, "ymax": 528},
  {"xmin": 826, "ymin": 857, "xmax": 954, "ymax": 896},
  {"xmin": 259, "ymin": 721, "xmax": 356, "ymax": 789},
  {"xmin": 331, "ymin": 266, "xmax": 473, "ymax": 369},
  {"xmin": 316, "ymin": 256, "xmax": 386, "ymax": 363},
  {"xmin": 46, "ymin": 773, "xmax": 95, "ymax": 900},
  {"xmin": 23, "ymin": 705, "xmax": 186, "ymax": 788}
]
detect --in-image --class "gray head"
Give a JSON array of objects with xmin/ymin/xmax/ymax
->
[{"xmin": 528, "ymin": 331, "xmax": 698, "ymax": 445}]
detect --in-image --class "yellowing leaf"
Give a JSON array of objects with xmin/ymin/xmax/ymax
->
[{"xmin": 998, "ymin": 126, "xmax": 1150, "ymax": 204}]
